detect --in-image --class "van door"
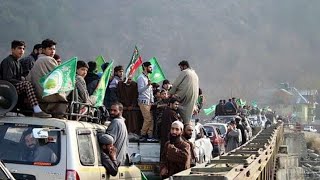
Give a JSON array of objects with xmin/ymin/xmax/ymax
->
[
  {"xmin": 92, "ymin": 130, "xmax": 108, "ymax": 180},
  {"xmin": 76, "ymin": 129, "xmax": 101, "ymax": 179}
]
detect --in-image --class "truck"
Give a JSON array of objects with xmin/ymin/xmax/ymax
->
[{"xmin": 127, "ymin": 120, "xmax": 213, "ymax": 176}]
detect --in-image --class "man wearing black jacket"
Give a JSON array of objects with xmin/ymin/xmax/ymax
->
[
  {"xmin": 235, "ymin": 117, "xmax": 247, "ymax": 145},
  {"xmin": 0, "ymin": 40, "xmax": 50, "ymax": 118}
]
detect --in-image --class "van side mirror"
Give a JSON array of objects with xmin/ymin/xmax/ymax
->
[
  {"xmin": 32, "ymin": 128, "xmax": 49, "ymax": 139},
  {"xmin": 130, "ymin": 153, "xmax": 141, "ymax": 165}
]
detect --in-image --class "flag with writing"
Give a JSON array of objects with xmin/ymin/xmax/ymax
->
[
  {"xmin": 125, "ymin": 46, "xmax": 142, "ymax": 82},
  {"xmin": 204, "ymin": 104, "xmax": 216, "ymax": 116},
  {"xmin": 40, "ymin": 57, "xmax": 77, "ymax": 97},
  {"xmin": 96, "ymin": 55, "xmax": 106, "ymax": 74},
  {"xmin": 92, "ymin": 60, "xmax": 114, "ymax": 107},
  {"xmin": 133, "ymin": 57, "xmax": 166, "ymax": 83}
]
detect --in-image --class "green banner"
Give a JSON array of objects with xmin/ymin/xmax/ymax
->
[
  {"xmin": 40, "ymin": 57, "xmax": 77, "ymax": 97},
  {"xmin": 95, "ymin": 55, "xmax": 106, "ymax": 73},
  {"xmin": 133, "ymin": 57, "xmax": 166, "ymax": 83},
  {"xmin": 92, "ymin": 60, "xmax": 114, "ymax": 107},
  {"xmin": 204, "ymin": 104, "xmax": 216, "ymax": 116}
]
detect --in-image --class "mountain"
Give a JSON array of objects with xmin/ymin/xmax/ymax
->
[{"xmin": 1, "ymin": 0, "xmax": 320, "ymax": 110}]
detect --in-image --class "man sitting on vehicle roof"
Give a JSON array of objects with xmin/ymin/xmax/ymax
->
[
  {"xmin": 27, "ymin": 39, "xmax": 68, "ymax": 118},
  {"xmin": 0, "ymin": 40, "xmax": 51, "ymax": 118}
]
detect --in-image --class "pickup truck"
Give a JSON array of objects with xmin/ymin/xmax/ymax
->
[{"xmin": 127, "ymin": 123, "xmax": 213, "ymax": 176}]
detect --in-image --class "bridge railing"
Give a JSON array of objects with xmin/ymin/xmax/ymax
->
[{"xmin": 172, "ymin": 122, "xmax": 284, "ymax": 180}]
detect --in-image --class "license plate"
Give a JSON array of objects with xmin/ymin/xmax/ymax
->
[{"xmin": 136, "ymin": 164, "xmax": 154, "ymax": 171}]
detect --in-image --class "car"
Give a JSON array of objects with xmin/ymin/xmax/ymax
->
[
  {"xmin": 0, "ymin": 116, "xmax": 141, "ymax": 180},
  {"xmin": 248, "ymin": 114, "xmax": 264, "ymax": 127},
  {"xmin": 204, "ymin": 123, "xmax": 227, "ymax": 138},
  {"xmin": 304, "ymin": 126, "xmax": 317, "ymax": 133},
  {"xmin": 203, "ymin": 125, "xmax": 225, "ymax": 157},
  {"xmin": 0, "ymin": 160, "xmax": 15, "ymax": 180},
  {"xmin": 212, "ymin": 115, "xmax": 252, "ymax": 140},
  {"xmin": 190, "ymin": 125, "xmax": 213, "ymax": 164},
  {"xmin": 212, "ymin": 115, "xmax": 240, "ymax": 124}
]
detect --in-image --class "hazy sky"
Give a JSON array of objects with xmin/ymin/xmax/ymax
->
[{"xmin": 1, "ymin": 0, "xmax": 319, "ymax": 110}]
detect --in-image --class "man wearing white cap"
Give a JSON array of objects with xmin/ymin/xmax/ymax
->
[
  {"xmin": 160, "ymin": 121, "xmax": 191, "ymax": 178},
  {"xmin": 98, "ymin": 134, "xmax": 120, "ymax": 176}
]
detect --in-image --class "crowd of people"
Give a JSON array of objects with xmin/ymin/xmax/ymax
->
[{"xmin": 0, "ymin": 39, "xmax": 204, "ymax": 178}]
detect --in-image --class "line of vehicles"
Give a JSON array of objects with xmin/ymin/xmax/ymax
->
[{"xmin": 0, "ymin": 113, "xmax": 277, "ymax": 180}]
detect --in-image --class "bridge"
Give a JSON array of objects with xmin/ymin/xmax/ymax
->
[{"xmin": 172, "ymin": 123, "xmax": 308, "ymax": 180}]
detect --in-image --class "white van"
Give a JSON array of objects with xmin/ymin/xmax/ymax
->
[{"xmin": 0, "ymin": 116, "xmax": 141, "ymax": 180}]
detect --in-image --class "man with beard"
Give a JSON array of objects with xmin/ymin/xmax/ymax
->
[
  {"xmin": 20, "ymin": 129, "xmax": 57, "ymax": 163},
  {"xmin": 169, "ymin": 60, "xmax": 199, "ymax": 123},
  {"xmin": 20, "ymin": 43, "xmax": 42, "ymax": 77},
  {"xmin": 160, "ymin": 98, "xmax": 181, "ymax": 156},
  {"xmin": 106, "ymin": 102, "xmax": 128, "ymax": 165},
  {"xmin": 117, "ymin": 75, "xmax": 141, "ymax": 134},
  {"xmin": 98, "ymin": 134, "xmax": 119, "ymax": 176},
  {"xmin": 160, "ymin": 121, "xmax": 191, "ymax": 178},
  {"xmin": 137, "ymin": 62, "xmax": 154, "ymax": 141},
  {"xmin": 182, "ymin": 123, "xmax": 197, "ymax": 167}
]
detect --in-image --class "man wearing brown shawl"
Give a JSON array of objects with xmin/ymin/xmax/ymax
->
[
  {"xmin": 117, "ymin": 76, "xmax": 141, "ymax": 134},
  {"xmin": 159, "ymin": 98, "xmax": 181, "ymax": 155},
  {"xmin": 160, "ymin": 121, "xmax": 191, "ymax": 178}
]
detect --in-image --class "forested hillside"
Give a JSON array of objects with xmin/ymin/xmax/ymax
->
[{"xmin": 1, "ymin": 0, "xmax": 320, "ymax": 107}]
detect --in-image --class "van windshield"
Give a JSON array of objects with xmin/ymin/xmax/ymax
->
[{"xmin": 0, "ymin": 123, "xmax": 60, "ymax": 166}]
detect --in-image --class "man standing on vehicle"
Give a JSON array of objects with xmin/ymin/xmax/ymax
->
[
  {"xmin": 21, "ymin": 129, "xmax": 57, "ymax": 163},
  {"xmin": 160, "ymin": 121, "xmax": 191, "ymax": 178},
  {"xmin": 106, "ymin": 102, "xmax": 128, "ymax": 165},
  {"xmin": 137, "ymin": 62, "xmax": 154, "ymax": 141},
  {"xmin": 160, "ymin": 98, "xmax": 181, "ymax": 155},
  {"xmin": 169, "ymin": 60, "xmax": 199, "ymax": 123},
  {"xmin": 117, "ymin": 75, "xmax": 140, "ymax": 134},
  {"xmin": 98, "ymin": 134, "xmax": 119, "ymax": 176}
]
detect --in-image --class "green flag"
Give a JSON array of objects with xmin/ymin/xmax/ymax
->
[
  {"xmin": 204, "ymin": 104, "xmax": 216, "ymax": 116},
  {"xmin": 40, "ymin": 57, "xmax": 77, "ymax": 97},
  {"xmin": 251, "ymin": 100, "xmax": 258, "ymax": 108},
  {"xmin": 92, "ymin": 60, "xmax": 114, "ymax": 107},
  {"xmin": 236, "ymin": 98, "xmax": 246, "ymax": 106},
  {"xmin": 133, "ymin": 57, "xmax": 166, "ymax": 83},
  {"xmin": 96, "ymin": 55, "xmax": 106, "ymax": 73},
  {"xmin": 149, "ymin": 57, "xmax": 166, "ymax": 83},
  {"xmin": 141, "ymin": 172, "xmax": 148, "ymax": 180}
]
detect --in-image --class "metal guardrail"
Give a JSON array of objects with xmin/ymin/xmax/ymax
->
[{"xmin": 172, "ymin": 122, "xmax": 284, "ymax": 180}]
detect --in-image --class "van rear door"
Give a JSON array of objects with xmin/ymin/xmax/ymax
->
[{"xmin": 76, "ymin": 129, "xmax": 102, "ymax": 179}]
